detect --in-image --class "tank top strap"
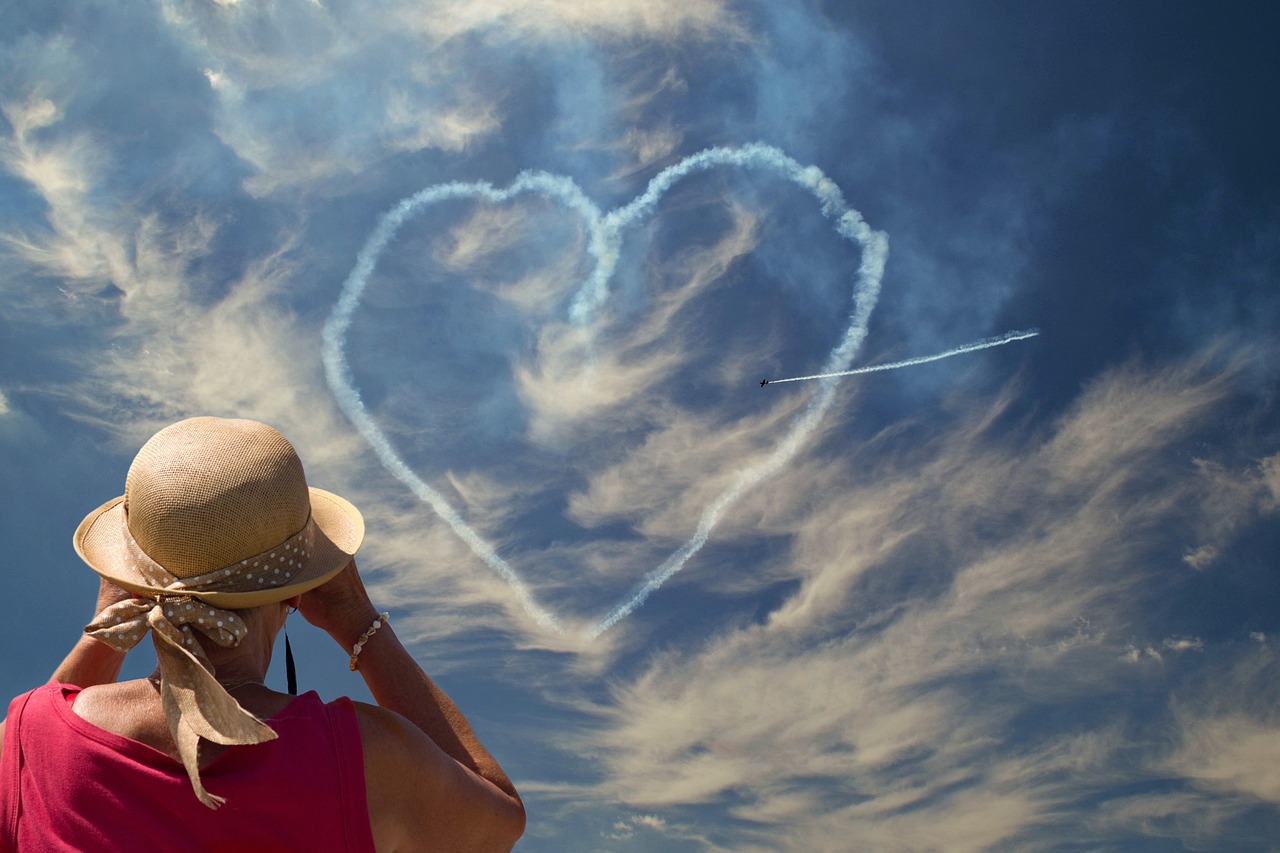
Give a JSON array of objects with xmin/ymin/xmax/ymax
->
[
  {"xmin": 1, "ymin": 687, "xmax": 40, "ymax": 847},
  {"xmin": 322, "ymin": 696, "xmax": 374, "ymax": 851}
]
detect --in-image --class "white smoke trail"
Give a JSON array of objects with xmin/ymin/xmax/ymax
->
[
  {"xmin": 765, "ymin": 329, "xmax": 1040, "ymax": 385},
  {"xmin": 321, "ymin": 176, "xmax": 599, "ymax": 632},
  {"xmin": 570, "ymin": 143, "xmax": 883, "ymax": 327},
  {"xmin": 586, "ymin": 147, "xmax": 890, "ymax": 637},
  {"xmin": 323, "ymin": 143, "xmax": 1030, "ymax": 641},
  {"xmin": 588, "ymin": 374, "xmax": 843, "ymax": 637}
]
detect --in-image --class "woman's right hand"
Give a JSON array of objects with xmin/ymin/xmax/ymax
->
[{"xmin": 297, "ymin": 560, "xmax": 382, "ymax": 650}]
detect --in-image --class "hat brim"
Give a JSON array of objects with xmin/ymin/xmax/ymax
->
[{"xmin": 74, "ymin": 488, "xmax": 364, "ymax": 608}]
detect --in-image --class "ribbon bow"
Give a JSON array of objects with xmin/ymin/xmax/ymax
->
[{"xmin": 86, "ymin": 597, "xmax": 278, "ymax": 809}]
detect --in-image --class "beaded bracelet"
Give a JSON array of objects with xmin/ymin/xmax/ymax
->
[{"xmin": 349, "ymin": 612, "xmax": 390, "ymax": 671}]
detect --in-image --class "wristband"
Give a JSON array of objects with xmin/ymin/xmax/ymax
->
[{"xmin": 349, "ymin": 612, "xmax": 390, "ymax": 671}]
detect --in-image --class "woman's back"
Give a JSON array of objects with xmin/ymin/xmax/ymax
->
[
  {"xmin": 2, "ymin": 683, "xmax": 376, "ymax": 853},
  {"xmin": 70, "ymin": 679, "xmax": 295, "ymax": 768}
]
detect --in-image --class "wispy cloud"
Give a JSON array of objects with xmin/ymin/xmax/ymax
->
[
  {"xmin": 1170, "ymin": 714, "xmax": 1280, "ymax": 803},
  {"xmin": 4, "ymin": 3, "xmax": 1278, "ymax": 850},
  {"xmin": 151, "ymin": 0, "xmax": 744, "ymax": 196},
  {"xmin": 0, "ymin": 86, "xmax": 371, "ymax": 481},
  {"xmin": 396, "ymin": 0, "xmax": 744, "ymax": 42},
  {"xmin": 571, "ymin": 349, "xmax": 1273, "ymax": 848}
]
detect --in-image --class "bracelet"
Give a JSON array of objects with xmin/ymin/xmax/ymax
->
[{"xmin": 349, "ymin": 612, "xmax": 390, "ymax": 671}]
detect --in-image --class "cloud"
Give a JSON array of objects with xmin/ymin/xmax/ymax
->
[
  {"xmin": 5, "ymin": 5, "xmax": 1278, "ymax": 850},
  {"xmin": 1163, "ymin": 636, "xmax": 1206, "ymax": 653},
  {"xmin": 155, "ymin": 0, "xmax": 513, "ymax": 194},
  {"xmin": 1091, "ymin": 790, "xmax": 1246, "ymax": 849},
  {"xmin": 149, "ymin": 0, "xmax": 745, "ymax": 196},
  {"xmin": 0, "ymin": 94, "xmax": 287, "ymax": 428},
  {"xmin": 605, "ymin": 812, "xmax": 670, "ymax": 841},
  {"xmin": 0, "ymin": 88, "xmax": 378, "ymax": 552},
  {"xmin": 397, "ymin": 0, "xmax": 744, "ymax": 42},
  {"xmin": 1261, "ymin": 452, "xmax": 1280, "ymax": 511},
  {"xmin": 631, "ymin": 813, "xmax": 667, "ymax": 830},
  {"xmin": 1169, "ymin": 715, "xmax": 1280, "ymax": 803},
  {"xmin": 1181, "ymin": 452, "xmax": 1280, "ymax": 569},
  {"xmin": 1, "ymin": 95, "xmax": 121, "ymax": 286},
  {"xmin": 570, "ymin": 348, "xmax": 1270, "ymax": 848},
  {"xmin": 1092, "ymin": 645, "xmax": 1280, "ymax": 847}
]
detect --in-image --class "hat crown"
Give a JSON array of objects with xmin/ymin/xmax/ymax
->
[{"xmin": 124, "ymin": 418, "xmax": 311, "ymax": 579}]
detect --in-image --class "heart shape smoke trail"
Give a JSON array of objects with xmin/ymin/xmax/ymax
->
[{"xmin": 322, "ymin": 143, "xmax": 888, "ymax": 640}]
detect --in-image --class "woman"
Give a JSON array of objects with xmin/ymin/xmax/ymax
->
[{"xmin": 0, "ymin": 417, "xmax": 525, "ymax": 851}]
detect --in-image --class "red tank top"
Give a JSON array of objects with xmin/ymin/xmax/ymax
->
[{"xmin": 1, "ymin": 683, "xmax": 376, "ymax": 852}]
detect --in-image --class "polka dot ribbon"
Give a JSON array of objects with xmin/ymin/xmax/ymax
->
[
  {"xmin": 80, "ymin": 521, "xmax": 321, "ymax": 809},
  {"xmin": 87, "ymin": 597, "xmax": 248, "ymax": 674},
  {"xmin": 118, "ymin": 515, "xmax": 317, "ymax": 596},
  {"xmin": 86, "ymin": 597, "xmax": 279, "ymax": 808}
]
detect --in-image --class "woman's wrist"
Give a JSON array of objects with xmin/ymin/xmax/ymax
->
[
  {"xmin": 325, "ymin": 602, "xmax": 385, "ymax": 650},
  {"xmin": 348, "ymin": 612, "xmax": 390, "ymax": 671},
  {"xmin": 51, "ymin": 633, "xmax": 127, "ymax": 687}
]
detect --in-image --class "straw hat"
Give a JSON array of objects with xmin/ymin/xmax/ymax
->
[{"xmin": 74, "ymin": 417, "xmax": 363, "ymax": 608}]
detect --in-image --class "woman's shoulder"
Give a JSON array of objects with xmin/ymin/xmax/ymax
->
[
  {"xmin": 348, "ymin": 700, "xmax": 409, "ymax": 751},
  {"xmin": 71, "ymin": 681, "xmax": 307, "ymax": 765},
  {"xmin": 349, "ymin": 700, "xmax": 525, "ymax": 852},
  {"xmin": 72, "ymin": 680, "xmax": 161, "ymax": 726},
  {"xmin": 72, "ymin": 680, "xmax": 180, "ymax": 758}
]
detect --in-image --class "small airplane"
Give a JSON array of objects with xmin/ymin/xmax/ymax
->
[{"xmin": 759, "ymin": 379, "xmax": 769, "ymax": 387}]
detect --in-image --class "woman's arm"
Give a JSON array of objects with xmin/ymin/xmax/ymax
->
[
  {"xmin": 50, "ymin": 634, "xmax": 127, "ymax": 687},
  {"xmin": 50, "ymin": 578, "xmax": 134, "ymax": 688},
  {"xmin": 2, "ymin": 579, "xmax": 133, "ymax": 763},
  {"xmin": 299, "ymin": 561, "xmax": 525, "ymax": 852}
]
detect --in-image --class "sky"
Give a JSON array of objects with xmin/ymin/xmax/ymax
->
[{"xmin": 2, "ymin": 1, "xmax": 1279, "ymax": 850}]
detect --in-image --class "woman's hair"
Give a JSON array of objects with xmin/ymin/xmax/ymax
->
[{"xmin": 193, "ymin": 600, "xmax": 288, "ymax": 660}]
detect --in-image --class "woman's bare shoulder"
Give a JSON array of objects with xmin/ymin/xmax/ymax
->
[
  {"xmin": 71, "ymin": 680, "xmax": 174, "ymax": 753},
  {"xmin": 73, "ymin": 680, "xmax": 159, "ymax": 726},
  {"xmin": 352, "ymin": 701, "xmax": 524, "ymax": 853}
]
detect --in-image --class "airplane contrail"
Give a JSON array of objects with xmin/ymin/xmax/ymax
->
[{"xmin": 763, "ymin": 328, "xmax": 1040, "ymax": 386}]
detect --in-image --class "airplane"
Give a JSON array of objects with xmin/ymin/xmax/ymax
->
[{"xmin": 759, "ymin": 379, "xmax": 769, "ymax": 387}]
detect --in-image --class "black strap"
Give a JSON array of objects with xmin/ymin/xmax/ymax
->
[{"xmin": 284, "ymin": 628, "xmax": 298, "ymax": 696}]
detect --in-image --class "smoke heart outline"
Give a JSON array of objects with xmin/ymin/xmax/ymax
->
[{"xmin": 323, "ymin": 143, "xmax": 889, "ymax": 639}]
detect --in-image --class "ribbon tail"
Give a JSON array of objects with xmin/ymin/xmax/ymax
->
[
  {"xmin": 172, "ymin": 714, "xmax": 226, "ymax": 810},
  {"xmin": 152, "ymin": 629, "xmax": 278, "ymax": 809}
]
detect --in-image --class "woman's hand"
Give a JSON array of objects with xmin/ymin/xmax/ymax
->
[
  {"xmin": 48, "ymin": 578, "xmax": 136, "ymax": 688},
  {"xmin": 297, "ymin": 560, "xmax": 382, "ymax": 650},
  {"xmin": 92, "ymin": 577, "xmax": 139, "ymax": 619}
]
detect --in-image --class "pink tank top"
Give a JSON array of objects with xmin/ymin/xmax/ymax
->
[{"xmin": 1, "ymin": 683, "xmax": 376, "ymax": 852}]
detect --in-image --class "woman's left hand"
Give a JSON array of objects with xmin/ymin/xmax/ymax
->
[
  {"xmin": 49, "ymin": 578, "xmax": 136, "ymax": 688},
  {"xmin": 92, "ymin": 577, "xmax": 142, "ymax": 619}
]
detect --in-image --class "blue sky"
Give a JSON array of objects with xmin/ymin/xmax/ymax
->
[{"xmin": 3, "ymin": 1, "xmax": 1279, "ymax": 849}]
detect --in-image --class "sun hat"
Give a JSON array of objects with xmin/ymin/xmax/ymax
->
[
  {"xmin": 74, "ymin": 416, "xmax": 363, "ymax": 607},
  {"xmin": 72, "ymin": 416, "xmax": 365, "ymax": 809}
]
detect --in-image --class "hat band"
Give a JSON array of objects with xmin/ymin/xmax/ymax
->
[{"xmin": 122, "ymin": 513, "xmax": 317, "ymax": 596}]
